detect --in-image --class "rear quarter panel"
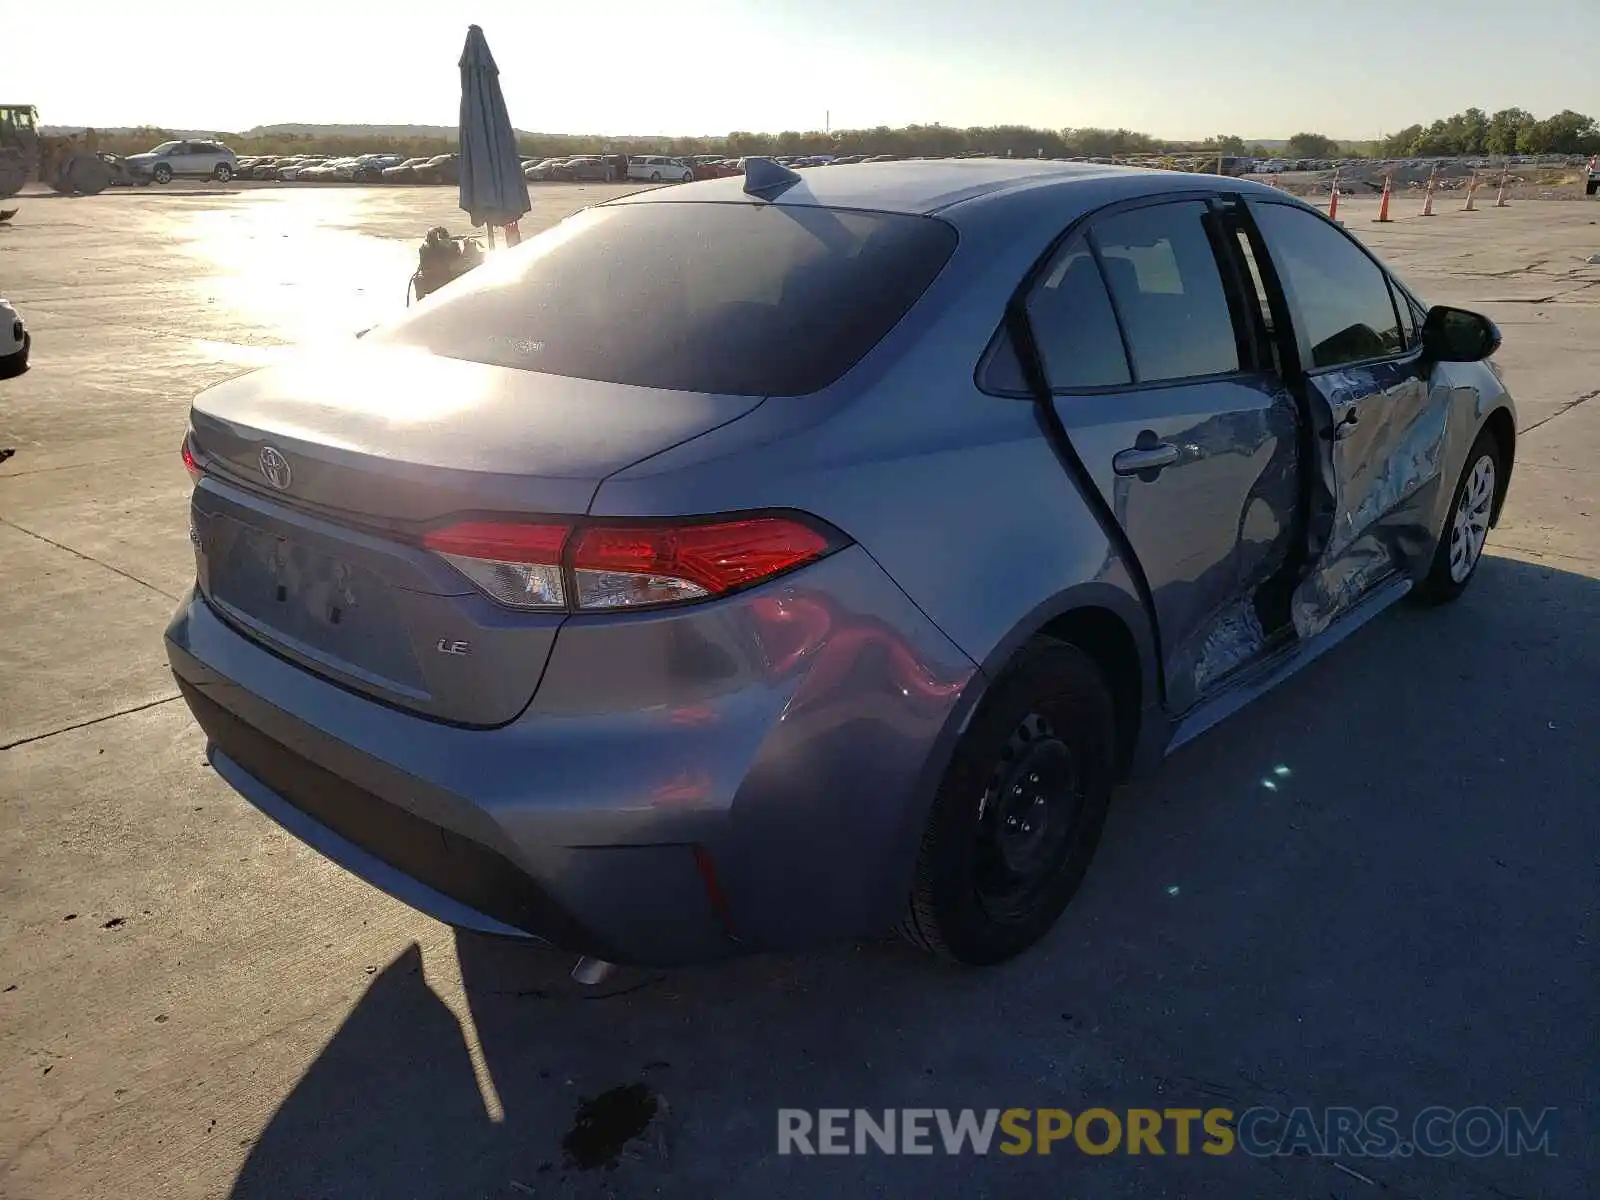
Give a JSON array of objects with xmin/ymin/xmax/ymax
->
[{"xmin": 593, "ymin": 187, "xmax": 1161, "ymax": 721}]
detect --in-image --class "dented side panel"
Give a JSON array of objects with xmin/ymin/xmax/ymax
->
[
  {"xmin": 1291, "ymin": 354, "xmax": 1477, "ymax": 638},
  {"xmin": 1054, "ymin": 376, "xmax": 1301, "ymax": 714}
]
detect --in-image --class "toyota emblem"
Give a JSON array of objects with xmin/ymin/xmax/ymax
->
[{"xmin": 258, "ymin": 446, "xmax": 292, "ymax": 491}]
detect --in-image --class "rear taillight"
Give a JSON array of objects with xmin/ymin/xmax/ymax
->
[
  {"xmin": 422, "ymin": 514, "xmax": 839, "ymax": 612},
  {"xmin": 181, "ymin": 433, "xmax": 204, "ymax": 483},
  {"xmin": 570, "ymin": 518, "xmax": 833, "ymax": 609},
  {"xmin": 422, "ymin": 521, "xmax": 572, "ymax": 610}
]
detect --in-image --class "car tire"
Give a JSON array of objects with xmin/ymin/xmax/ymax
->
[
  {"xmin": 899, "ymin": 637, "xmax": 1115, "ymax": 966},
  {"xmin": 681, "ymin": 170, "xmax": 693, "ymax": 182},
  {"xmin": 213, "ymin": 163, "xmax": 233, "ymax": 182},
  {"xmin": 650, "ymin": 171, "xmax": 661, "ymax": 181},
  {"xmin": 152, "ymin": 163, "xmax": 172, "ymax": 184},
  {"xmin": 0, "ymin": 332, "xmax": 29, "ymax": 379},
  {"xmin": 1412, "ymin": 430, "xmax": 1501, "ymax": 606}
]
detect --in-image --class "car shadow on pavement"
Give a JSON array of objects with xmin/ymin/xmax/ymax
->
[{"xmin": 229, "ymin": 553, "xmax": 1597, "ymax": 1200}]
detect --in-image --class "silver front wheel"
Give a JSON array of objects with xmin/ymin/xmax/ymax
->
[{"xmin": 1448, "ymin": 453, "xmax": 1496, "ymax": 583}]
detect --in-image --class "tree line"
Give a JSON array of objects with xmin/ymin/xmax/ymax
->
[
  {"xmin": 88, "ymin": 109, "xmax": 1598, "ymax": 164},
  {"xmin": 1377, "ymin": 108, "xmax": 1599, "ymax": 158}
]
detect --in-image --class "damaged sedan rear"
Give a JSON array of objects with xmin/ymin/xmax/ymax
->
[{"xmin": 167, "ymin": 160, "xmax": 1515, "ymax": 973}]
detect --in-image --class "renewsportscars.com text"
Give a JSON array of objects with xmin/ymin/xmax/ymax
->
[{"xmin": 777, "ymin": 1106, "xmax": 1557, "ymax": 1158}]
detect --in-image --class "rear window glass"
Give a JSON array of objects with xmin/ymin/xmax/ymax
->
[{"xmin": 371, "ymin": 203, "xmax": 957, "ymax": 396}]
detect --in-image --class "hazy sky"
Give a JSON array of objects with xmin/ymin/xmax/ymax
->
[{"xmin": 10, "ymin": 0, "xmax": 1597, "ymax": 139}]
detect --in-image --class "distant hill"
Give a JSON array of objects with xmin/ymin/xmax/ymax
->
[
  {"xmin": 41, "ymin": 125, "xmax": 222, "ymax": 138},
  {"xmin": 244, "ymin": 123, "xmax": 471, "ymax": 141}
]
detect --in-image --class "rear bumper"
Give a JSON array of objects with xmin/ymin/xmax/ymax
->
[{"xmin": 166, "ymin": 545, "xmax": 980, "ymax": 965}]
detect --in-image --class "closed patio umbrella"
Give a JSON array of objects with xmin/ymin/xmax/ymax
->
[{"xmin": 457, "ymin": 24, "xmax": 530, "ymax": 245}]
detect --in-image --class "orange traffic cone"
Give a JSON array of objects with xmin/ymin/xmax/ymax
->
[
  {"xmin": 1464, "ymin": 172, "xmax": 1479, "ymax": 211},
  {"xmin": 1421, "ymin": 166, "xmax": 1437, "ymax": 216},
  {"xmin": 1373, "ymin": 171, "xmax": 1393, "ymax": 222},
  {"xmin": 1328, "ymin": 170, "xmax": 1340, "ymax": 221},
  {"xmin": 1494, "ymin": 165, "xmax": 1511, "ymax": 207}
]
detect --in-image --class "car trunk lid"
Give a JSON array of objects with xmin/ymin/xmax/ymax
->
[{"xmin": 188, "ymin": 345, "xmax": 763, "ymax": 725}]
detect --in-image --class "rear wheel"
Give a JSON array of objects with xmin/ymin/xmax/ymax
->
[
  {"xmin": 899, "ymin": 638, "xmax": 1115, "ymax": 965},
  {"xmin": 649, "ymin": 170, "xmax": 661, "ymax": 181},
  {"xmin": 213, "ymin": 162, "xmax": 233, "ymax": 182},
  {"xmin": 1413, "ymin": 431, "xmax": 1500, "ymax": 605},
  {"xmin": 152, "ymin": 163, "xmax": 172, "ymax": 184}
]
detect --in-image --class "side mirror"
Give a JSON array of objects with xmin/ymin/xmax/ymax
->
[{"xmin": 1421, "ymin": 305, "xmax": 1501, "ymax": 362}]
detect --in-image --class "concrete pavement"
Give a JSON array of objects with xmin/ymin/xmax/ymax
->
[{"xmin": 1, "ymin": 184, "xmax": 1596, "ymax": 1199}]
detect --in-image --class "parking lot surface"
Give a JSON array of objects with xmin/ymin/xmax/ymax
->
[{"xmin": 1, "ymin": 182, "xmax": 1596, "ymax": 1199}]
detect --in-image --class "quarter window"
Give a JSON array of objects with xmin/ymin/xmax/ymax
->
[
  {"xmin": 1251, "ymin": 202, "xmax": 1404, "ymax": 369},
  {"xmin": 1091, "ymin": 201, "xmax": 1241, "ymax": 383}
]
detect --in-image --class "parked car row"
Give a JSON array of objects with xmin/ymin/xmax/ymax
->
[
  {"xmin": 230, "ymin": 152, "xmax": 461, "ymax": 184},
  {"xmin": 517, "ymin": 151, "xmax": 911, "ymax": 185},
  {"xmin": 523, "ymin": 154, "xmax": 721, "ymax": 183},
  {"xmin": 117, "ymin": 139, "xmax": 1598, "ymax": 191}
]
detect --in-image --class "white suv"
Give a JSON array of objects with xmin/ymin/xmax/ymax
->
[
  {"xmin": 627, "ymin": 155, "xmax": 693, "ymax": 183},
  {"xmin": 125, "ymin": 140, "xmax": 239, "ymax": 184}
]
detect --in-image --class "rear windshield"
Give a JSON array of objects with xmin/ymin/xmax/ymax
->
[{"xmin": 369, "ymin": 202, "xmax": 958, "ymax": 396}]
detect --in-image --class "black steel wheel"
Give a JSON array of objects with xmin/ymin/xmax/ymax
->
[{"xmin": 900, "ymin": 637, "xmax": 1116, "ymax": 965}]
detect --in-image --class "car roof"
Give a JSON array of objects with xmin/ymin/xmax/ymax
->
[{"xmin": 609, "ymin": 158, "xmax": 1289, "ymax": 219}]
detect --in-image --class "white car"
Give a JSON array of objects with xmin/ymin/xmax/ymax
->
[
  {"xmin": 123, "ymin": 139, "xmax": 239, "ymax": 184},
  {"xmin": 627, "ymin": 155, "xmax": 694, "ymax": 183},
  {"xmin": 278, "ymin": 159, "xmax": 325, "ymax": 181},
  {"xmin": 0, "ymin": 297, "xmax": 29, "ymax": 377}
]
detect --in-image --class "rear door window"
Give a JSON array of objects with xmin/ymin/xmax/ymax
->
[
  {"xmin": 370, "ymin": 202, "xmax": 957, "ymax": 396},
  {"xmin": 1090, "ymin": 201, "xmax": 1242, "ymax": 383},
  {"xmin": 1020, "ymin": 236, "xmax": 1131, "ymax": 389},
  {"xmin": 1249, "ymin": 202, "xmax": 1404, "ymax": 369}
]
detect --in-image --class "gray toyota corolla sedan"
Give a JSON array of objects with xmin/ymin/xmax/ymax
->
[{"xmin": 167, "ymin": 159, "xmax": 1515, "ymax": 973}]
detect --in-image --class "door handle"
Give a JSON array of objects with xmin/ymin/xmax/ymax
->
[{"xmin": 1113, "ymin": 442, "xmax": 1181, "ymax": 476}]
